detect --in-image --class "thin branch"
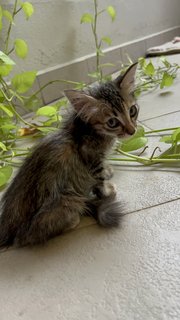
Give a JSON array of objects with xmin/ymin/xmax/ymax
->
[
  {"xmin": 145, "ymin": 127, "xmax": 180, "ymax": 134},
  {"xmin": 5, "ymin": 0, "xmax": 18, "ymax": 54}
]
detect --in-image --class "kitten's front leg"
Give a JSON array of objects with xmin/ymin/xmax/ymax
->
[
  {"xmin": 93, "ymin": 181, "xmax": 117, "ymax": 200},
  {"xmin": 93, "ymin": 164, "xmax": 114, "ymax": 181},
  {"xmin": 102, "ymin": 164, "xmax": 114, "ymax": 180}
]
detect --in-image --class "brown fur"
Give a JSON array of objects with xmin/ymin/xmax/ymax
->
[{"xmin": 0, "ymin": 63, "xmax": 139, "ymax": 248}]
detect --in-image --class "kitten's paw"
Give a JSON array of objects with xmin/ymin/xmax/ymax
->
[
  {"xmin": 104, "ymin": 182, "xmax": 117, "ymax": 198},
  {"xmin": 94, "ymin": 182, "xmax": 117, "ymax": 200},
  {"xmin": 103, "ymin": 165, "xmax": 114, "ymax": 180}
]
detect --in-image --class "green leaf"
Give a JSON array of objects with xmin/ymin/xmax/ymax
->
[
  {"xmin": 24, "ymin": 95, "xmax": 41, "ymax": 110},
  {"xmin": 133, "ymin": 125, "xmax": 145, "ymax": 138},
  {"xmin": 160, "ymin": 57, "xmax": 171, "ymax": 68},
  {"xmin": 118, "ymin": 126, "xmax": 146, "ymax": 151},
  {"xmin": 145, "ymin": 62, "xmax": 155, "ymax": 76},
  {"xmin": 160, "ymin": 135, "xmax": 172, "ymax": 144},
  {"xmin": 0, "ymin": 166, "xmax": 13, "ymax": 187},
  {"xmin": 138, "ymin": 57, "xmax": 146, "ymax": 69},
  {"xmin": 52, "ymin": 98, "xmax": 68, "ymax": 110},
  {"xmin": 3, "ymin": 10, "xmax": 13, "ymax": 22},
  {"xmin": 107, "ymin": 6, "xmax": 116, "ymax": 21},
  {"xmin": 0, "ymin": 142, "xmax": 7, "ymax": 151},
  {"xmin": 160, "ymin": 72, "xmax": 174, "ymax": 89},
  {"xmin": 36, "ymin": 106, "xmax": 57, "ymax": 117},
  {"xmin": 159, "ymin": 144, "xmax": 180, "ymax": 159},
  {"xmin": 0, "ymin": 171, "xmax": 7, "ymax": 187},
  {"xmin": 42, "ymin": 114, "xmax": 62, "ymax": 126},
  {"xmin": 11, "ymin": 71, "xmax": 37, "ymax": 93},
  {"xmin": 101, "ymin": 37, "xmax": 112, "ymax": 46},
  {"xmin": 0, "ymin": 50, "xmax": 15, "ymax": 65},
  {"xmin": 1, "ymin": 123, "xmax": 16, "ymax": 132},
  {"xmin": 172, "ymin": 128, "xmax": 180, "ymax": 143},
  {"xmin": 120, "ymin": 137, "xmax": 148, "ymax": 152},
  {"xmin": 80, "ymin": 13, "xmax": 94, "ymax": 24},
  {"xmin": 134, "ymin": 88, "xmax": 141, "ymax": 97},
  {"xmin": 0, "ymin": 90, "xmax": 4, "ymax": 103},
  {"xmin": 0, "ymin": 104, "xmax": 13, "ymax": 117},
  {"xmin": 14, "ymin": 39, "xmax": 28, "ymax": 59},
  {"xmin": 0, "ymin": 64, "xmax": 13, "ymax": 76},
  {"xmin": 0, "ymin": 51, "xmax": 15, "ymax": 76},
  {"xmin": 21, "ymin": 2, "xmax": 34, "ymax": 20}
]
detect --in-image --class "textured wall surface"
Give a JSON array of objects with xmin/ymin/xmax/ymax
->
[{"xmin": 1, "ymin": 0, "xmax": 180, "ymax": 72}]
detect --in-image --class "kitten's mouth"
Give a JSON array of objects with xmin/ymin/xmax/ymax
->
[
  {"xmin": 118, "ymin": 129, "xmax": 136, "ymax": 139},
  {"xmin": 118, "ymin": 133, "xmax": 131, "ymax": 139}
]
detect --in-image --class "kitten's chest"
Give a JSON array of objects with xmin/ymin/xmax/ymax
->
[{"xmin": 80, "ymin": 144, "xmax": 105, "ymax": 171}]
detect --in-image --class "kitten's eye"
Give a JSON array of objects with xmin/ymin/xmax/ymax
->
[
  {"xmin": 107, "ymin": 118, "xmax": 120, "ymax": 128},
  {"xmin": 130, "ymin": 105, "xmax": 137, "ymax": 118}
]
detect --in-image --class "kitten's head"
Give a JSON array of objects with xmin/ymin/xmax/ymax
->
[{"xmin": 65, "ymin": 62, "xmax": 139, "ymax": 139}]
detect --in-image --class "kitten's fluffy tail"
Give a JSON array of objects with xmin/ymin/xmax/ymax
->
[
  {"xmin": 0, "ymin": 223, "xmax": 14, "ymax": 250},
  {"xmin": 0, "ymin": 232, "xmax": 13, "ymax": 250},
  {"xmin": 97, "ymin": 200, "xmax": 124, "ymax": 227},
  {"xmin": 87, "ymin": 199, "xmax": 124, "ymax": 228},
  {"xmin": 0, "ymin": 212, "xmax": 15, "ymax": 250}
]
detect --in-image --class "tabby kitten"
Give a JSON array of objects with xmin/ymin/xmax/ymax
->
[{"xmin": 0, "ymin": 62, "xmax": 139, "ymax": 248}]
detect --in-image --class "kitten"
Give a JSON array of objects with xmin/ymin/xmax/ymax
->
[{"xmin": 0, "ymin": 63, "xmax": 139, "ymax": 248}]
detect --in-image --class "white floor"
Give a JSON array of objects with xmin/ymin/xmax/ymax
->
[{"xmin": 0, "ymin": 55, "xmax": 180, "ymax": 320}]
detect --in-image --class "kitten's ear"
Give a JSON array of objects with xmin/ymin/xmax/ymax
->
[
  {"xmin": 64, "ymin": 90, "xmax": 98, "ymax": 114},
  {"xmin": 115, "ymin": 62, "xmax": 138, "ymax": 93}
]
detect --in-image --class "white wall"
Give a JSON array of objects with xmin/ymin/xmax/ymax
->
[{"xmin": 1, "ymin": 0, "xmax": 180, "ymax": 72}]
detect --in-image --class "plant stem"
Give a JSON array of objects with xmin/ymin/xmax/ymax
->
[
  {"xmin": 7, "ymin": 47, "xmax": 15, "ymax": 55},
  {"xmin": 91, "ymin": 0, "xmax": 102, "ymax": 81},
  {"xmin": 1, "ymin": 159, "xmax": 21, "ymax": 167},
  {"xmin": 145, "ymin": 127, "xmax": 180, "ymax": 134},
  {"xmin": 5, "ymin": 0, "xmax": 18, "ymax": 54},
  {"xmin": 111, "ymin": 156, "xmax": 180, "ymax": 165},
  {"xmin": 0, "ymin": 152, "xmax": 29, "ymax": 160},
  {"xmin": 15, "ymin": 8, "xmax": 22, "ymax": 15},
  {"xmin": 0, "ymin": 79, "xmax": 36, "ymax": 128},
  {"xmin": 29, "ymin": 79, "xmax": 86, "ymax": 101},
  {"xmin": 116, "ymin": 149, "xmax": 180, "ymax": 165},
  {"xmin": 109, "ymin": 157, "xmax": 137, "ymax": 162}
]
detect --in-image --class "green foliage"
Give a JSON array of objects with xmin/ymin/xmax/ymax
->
[
  {"xmin": 160, "ymin": 72, "xmax": 174, "ymax": 88},
  {"xmin": 81, "ymin": 13, "xmax": 94, "ymax": 24},
  {"xmin": 144, "ymin": 62, "xmax": 155, "ymax": 76},
  {"xmin": 14, "ymin": 39, "xmax": 28, "ymax": 58},
  {"xmin": 0, "ymin": 51, "xmax": 15, "ymax": 65},
  {"xmin": 0, "ymin": 166, "xmax": 13, "ymax": 187},
  {"xmin": 2, "ymin": 10, "xmax": 13, "ymax": 23},
  {"xmin": 36, "ymin": 106, "xmax": 57, "ymax": 117},
  {"xmin": 134, "ymin": 57, "xmax": 178, "ymax": 96},
  {"xmin": 106, "ymin": 6, "xmax": 116, "ymax": 21},
  {"xmin": 80, "ymin": 0, "xmax": 117, "ymax": 82},
  {"xmin": 119, "ymin": 126, "xmax": 148, "ymax": 152},
  {"xmin": 21, "ymin": 2, "xmax": 34, "ymax": 20},
  {"xmin": 11, "ymin": 71, "xmax": 37, "ymax": 93},
  {"xmin": 0, "ymin": 104, "xmax": 14, "ymax": 117},
  {"xmin": 113, "ymin": 123, "xmax": 180, "ymax": 165},
  {"xmin": 0, "ymin": 1, "xmax": 71, "ymax": 188}
]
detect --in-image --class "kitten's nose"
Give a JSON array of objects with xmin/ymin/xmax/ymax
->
[{"xmin": 126, "ymin": 125, "xmax": 136, "ymax": 135}]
